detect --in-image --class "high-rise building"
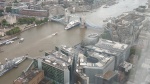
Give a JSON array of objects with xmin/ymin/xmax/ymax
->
[
  {"xmin": 34, "ymin": 51, "xmax": 71, "ymax": 84},
  {"xmin": 84, "ymin": 39, "xmax": 130, "ymax": 69}
]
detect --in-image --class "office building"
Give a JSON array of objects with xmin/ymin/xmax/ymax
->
[
  {"xmin": 84, "ymin": 39, "xmax": 130, "ymax": 69},
  {"xmin": 34, "ymin": 51, "xmax": 71, "ymax": 84}
]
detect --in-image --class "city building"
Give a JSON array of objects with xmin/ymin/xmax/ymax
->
[
  {"xmin": 20, "ymin": 0, "xmax": 34, "ymax": 3},
  {"xmin": 106, "ymin": 12, "xmax": 146, "ymax": 45},
  {"xmin": 42, "ymin": 0, "xmax": 59, "ymax": 4},
  {"xmin": 13, "ymin": 69, "xmax": 44, "ymax": 84},
  {"xmin": 95, "ymin": 71, "xmax": 117, "ymax": 84},
  {"xmin": 75, "ymin": 72, "xmax": 89, "ymax": 84},
  {"xmin": 0, "ymin": 6, "xmax": 4, "ymax": 10},
  {"xmin": 33, "ymin": 51, "xmax": 71, "ymax": 84},
  {"xmin": 19, "ymin": 9, "xmax": 49, "ymax": 17},
  {"xmin": 84, "ymin": 39, "xmax": 130, "ymax": 69},
  {"xmin": 26, "ymin": 36, "xmax": 130, "ymax": 84},
  {"xmin": 55, "ymin": 45, "xmax": 75, "ymax": 56},
  {"xmin": 76, "ymin": 51, "xmax": 115, "ymax": 84},
  {"xmin": 11, "ymin": 5, "xmax": 28, "ymax": 14},
  {"xmin": 0, "ymin": 2, "xmax": 5, "ymax": 9},
  {"xmin": 52, "ymin": 37, "xmax": 129, "ymax": 84},
  {"xmin": 48, "ymin": 5, "xmax": 65, "ymax": 16},
  {"xmin": 119, "ymin": 61, "xmax": 133, "ymax": 72}
]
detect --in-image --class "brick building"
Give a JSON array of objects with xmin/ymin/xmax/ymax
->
[
  {"xmin": 19, "ymin": 9, "xmax": 49, "ymax": 17},
  {"xmin": 13, "ymin": 69, "xmax": 44, "ymax": 84}
]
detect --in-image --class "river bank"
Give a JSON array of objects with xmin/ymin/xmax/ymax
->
[
  {"xmin": 0, "ymin": 0, "xmax": 119, "ymax": 41},
  {"xmin": 0, "ymin": 0, "xmax": 149, "ymax": 83},
  {"xmin": 0, "ymin": 21, "xmax": 49, "ymax": 42}
]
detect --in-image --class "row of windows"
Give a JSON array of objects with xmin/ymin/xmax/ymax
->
[{"xmin": 42, "ymin": 63, "xmax": 64, "ymax": 83}]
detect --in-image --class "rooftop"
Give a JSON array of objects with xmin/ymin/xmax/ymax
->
[
  {"xmin": 14, "ymin": 69, "xmax": 43, "ymax": 83},
  {"xmin": 59, "ymin": 45, "xmax": 75, "ymax": 55},
  {"xmin": 95, "ymin": 71, "xmax": 117, "ymax": 80},
  {"xmin": 120, "ymin": 12, "xmax": 145, "ymax": 22},
  {"xmin": 120, "ymin": 61, "xmax": 133, "ymax": 72},
  {"xmin": 22, "ymin": 9, "xmax": 48, "ymax": 12},
  {"xmin": 85, "ymin": 39, "xmax": 128, "ymax": 56},
  {"xmin": 77, "ymin": 72, "xmax": 89, "ymax": 81},
  {"xmin": 42, "ymin": 51, "xmax": 73, "ymax": 70},
  {"xmin": 39, "ymin": 78, "xmax": 51, "ymax": 84},
  {"xmin": 78, "ymin": 52, "xmax": 114, "ymax": 68},
  {"xmin": 12, "ymin": 5, "xmax": 28, "ymax": 9}
]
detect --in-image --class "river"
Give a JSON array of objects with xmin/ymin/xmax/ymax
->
[
  {"xmin": 0, "ymin": 0, "xmax": 148, "ymax": 61},
  {"xmin": 0, "ymin": 0, "xmax": 148, "ymax": 83}
]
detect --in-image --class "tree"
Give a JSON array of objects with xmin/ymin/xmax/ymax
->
[
  {"xmin": 14, "ymin": 0, "xmax": 18, "ymax": 3},
  {"xmin": 6, "ymin": 27, "xmax": 21, "ymax": 35},
  {"xmin": 18, "ymin": 17, "xmax": 36, "ymax": 25},
  {"xmin": 6, "ymin": 7, "xmax": 12, "ymax": 13},
  {"xmin": 1, "ymin": 19, "xmax": 7, "ymax": 27},
  {"xmin": 43, "ymin": 18, "xmax": 48, "ymax": 22},
  {"xmin": 84, "ymin": 0, "xmax": 94, "ymax": 5},
  {"xmin": 100, "ymin": 30, "xmax": 112, "ymax": 40},
  {"xmin": 0, "ymin": 9, "xmax": 3, "ymax": 16},
  {"xmin": 130, "ymin": 47, "xmax": 136, "ymax": 55}
]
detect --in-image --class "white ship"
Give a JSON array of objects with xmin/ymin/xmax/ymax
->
[{"xmin": 65, "ymin": 20, "xmax": 80, "ymax": 30}]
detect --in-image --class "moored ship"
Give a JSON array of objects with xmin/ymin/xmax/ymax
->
[
  {"xmin": 0, "ymin": 56, "xmax": 27, "ymax": 77},
  {"xmin": 65, "ymin": 20, "xmax": 80, "ymax": 30}
]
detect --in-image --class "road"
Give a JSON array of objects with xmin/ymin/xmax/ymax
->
[{"xmin": 127, "ymin": 30, "xmax": 150, "ymax": 84}]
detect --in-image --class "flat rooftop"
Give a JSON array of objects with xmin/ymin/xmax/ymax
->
[
  {"xmin": 85, "ymin": 39, "xmax": 128, "ymax": 56},
  {"xmin": 119, "ymin": 12, "xmax": 145, "ymax": 22},
  {"xmin": 59, "ymin": 45, "xmax": 75, "ymax": 55},
  {"xmin": 78, "ymin": 52, "xmax": 114, "ymax": 68},
  {"xmin": 39, "ymin": 78, "xmax": 51, "ymax": 84},
  {"xmin": 0, "ymin": 58, "xmax": 33, "ymax": 84},
  {"xmin": 14, "ymin": 69, "xmax": 43, "ymax": 83},
  {"xmin": 95, "ymin": 71, "xmax": 117, "ymax": 80},
  {"xmin": 42, "ymin": 51, "xmax": 73, "ymax": 70}
]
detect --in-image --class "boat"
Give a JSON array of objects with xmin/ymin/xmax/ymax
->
[
  {"xmin": 14, "ymin": 56, "xmax": 27, "ymax": 65},
  {"xmin": 65, "ymin": 20, "xmax": 80, "ymax": 30},
  {"xmin": 20, "ymin": 38, "xmax": 24, "ymax": 41},
  {"xmin": 52, "ymin": 32, "xmax": 58, "ymax": 36},
  {"xmin": 19, "ymin": 38, "xmax": 24, "ymax": 43},
  {"xmin": 0, "ymin": 56, "xmax": 26, "ymax": 77}
]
